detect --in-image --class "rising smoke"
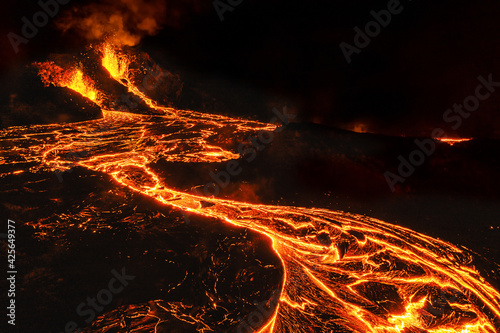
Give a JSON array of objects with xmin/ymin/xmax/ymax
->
[{"xmin": 55, "ymin": 0, "xmax": 205, "ymax": 46}]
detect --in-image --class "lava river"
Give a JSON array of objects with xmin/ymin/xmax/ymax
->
[{"xmin": 1, "ymin": 44, "xmax": 500, "ymax": 333}]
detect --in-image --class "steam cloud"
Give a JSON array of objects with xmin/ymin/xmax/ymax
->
[{"xmin": 55, "ymin": 0, "xmax": 171, "ymax": 46}]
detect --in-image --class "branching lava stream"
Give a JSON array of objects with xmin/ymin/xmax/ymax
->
[{"xmin": 1, "ymin": 44, "xmax": 499, "ymax": 332}]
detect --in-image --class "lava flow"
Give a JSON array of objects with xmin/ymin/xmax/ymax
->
[
  {"xmin": 2, "ymin": 43, "xmax": 499, "ymax": 332},
  {"xmin": 435, "ymin": 138, "xmax": 473, "ymax": 146}
]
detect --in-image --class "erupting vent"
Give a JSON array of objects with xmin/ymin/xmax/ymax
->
[{"xmin": 35, "ymin": 61, "xmax": 101, "ymax": 104}]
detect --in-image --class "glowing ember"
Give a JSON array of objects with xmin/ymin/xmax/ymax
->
[
  {"xmin": 34, "ymin": 61, "xmax": 101, "ymax": 104},
  {"xmin": 5, "ymin": 48, "xmax": 497, "ymax": 332},
  {"xmin": 436, "ymin": 137, "xmax": 473, "ymax": 146}
]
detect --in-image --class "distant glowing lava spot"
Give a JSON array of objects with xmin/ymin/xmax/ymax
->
[{"xmin": 436, "ymin": 137, "xmax": 473, "ymax": 146}]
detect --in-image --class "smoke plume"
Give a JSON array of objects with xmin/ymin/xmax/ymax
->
[{"xmin": 56, "ymin": 0, "xmax": 172, "ymax": 46}]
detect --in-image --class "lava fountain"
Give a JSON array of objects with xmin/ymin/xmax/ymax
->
[{"xmin": 34, "ymin": 61, "xmax": 102, "ymax": 105}]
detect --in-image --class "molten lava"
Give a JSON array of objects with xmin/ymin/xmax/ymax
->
[
  {"xmin": 100, "ymin": 43, "xmax": 170, "ymax": 114},
  {"xmin": 101, "ymin": 43, "xmax": 131, "ymax": 81},
  {"xmin": 34, "ymin": 61, "xmax": 101, "ymax": 104},
  {"xmin": 2, "ymin": 43, "xmax": 498, "ymax": 332},
  {"xmin": 436, "ymin": 137, "xmax": 473, "ymax": 146}
]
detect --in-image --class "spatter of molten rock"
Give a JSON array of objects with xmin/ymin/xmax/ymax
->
[{"xmin": 34, "ymin": 61, "xmax": 101, "ymax": 104}]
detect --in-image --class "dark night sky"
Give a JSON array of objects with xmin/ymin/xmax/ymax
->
[{"xmin": 2, "ymin": 0, "xmax": 500, "ymax": 138}]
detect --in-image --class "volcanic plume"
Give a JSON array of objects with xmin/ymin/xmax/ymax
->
[{"xmin": 55, "ymin": 0, "xmax": 210, "ymax": 47}]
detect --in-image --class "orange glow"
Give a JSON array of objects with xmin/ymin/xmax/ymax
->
[
  {"xmin": 352, "ymin": 123, "xmax": 368, "ymax": 133},
  {"xmin": 34, "ymin": 61, "xmax": 101, "ymax": 104},
  {"xmin": 20, "ymin": 47, "xmax": 500, "ymax": 333},
  {"xmin": 101, "ymin": 43, "xmax": 130, "ymax": 80},
  {"xmin": 100, "ymin": 43, "xmax": 170, "ymax": 114},
  {"xmin": 436, "ymin": 137, "xmax": 473, "ymax": 146}
]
